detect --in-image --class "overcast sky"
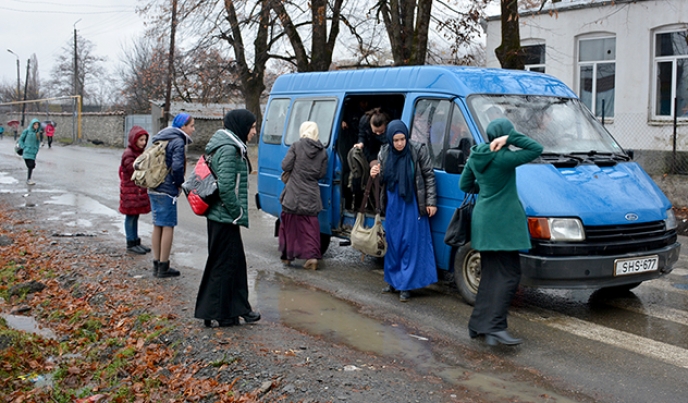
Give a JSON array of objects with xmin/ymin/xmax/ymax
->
[{"xmin": 1, "ymin": 0, "xmax": 146, "ymax": 87}]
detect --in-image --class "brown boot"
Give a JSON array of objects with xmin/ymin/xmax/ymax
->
[{"xmin": 303, "ymin": 259, "xmax": 318, "ymax": 270}]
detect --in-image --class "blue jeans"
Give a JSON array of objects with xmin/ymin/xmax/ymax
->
[{"xmin": 124, "ymin": 215, "xmax": 139, "ymax": 242}]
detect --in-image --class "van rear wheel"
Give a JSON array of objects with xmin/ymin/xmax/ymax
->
[{"xmin": 454, "ymin": 243, "xmax": 480, "ymax": 306}]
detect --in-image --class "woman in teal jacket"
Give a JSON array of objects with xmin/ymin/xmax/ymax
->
[
  {"xmin": 459, "ymin": 118, "xmax": 543, "ymax": 346},
  {"xmin": 194, "ymin": 109, "xmax": 261, "ymax": 328},
  {"xmin": 19, "ymin": 119, "xmax": 42, "ymax": 185}
]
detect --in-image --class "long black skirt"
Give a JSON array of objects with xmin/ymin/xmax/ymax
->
[
  {"xmin": 194, "ymin": 219, "xmax": 252, "ymax": 321},
  {"xmin": 468, "ymin": 251, "xmax": 521, "ymax": 334}
]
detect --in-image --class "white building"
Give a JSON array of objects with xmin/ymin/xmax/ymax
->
[{"xmin": 484, "ymin": 0, "xmax": 688, "ymax": 172}]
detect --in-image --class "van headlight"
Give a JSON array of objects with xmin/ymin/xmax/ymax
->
[
  {"xmin": 665, "ymin": 209, "xmax": 677, "ymax": 230},
  {"xmin": 528, "ymin": 217, "xmax": 585, "ymax": 241}
]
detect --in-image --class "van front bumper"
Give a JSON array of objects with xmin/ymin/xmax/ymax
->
[{"xmin": 519, "ymin": 242, "xmax": 681, "ymax": 289}]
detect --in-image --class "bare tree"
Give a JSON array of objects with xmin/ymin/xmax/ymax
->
[
  {"xmin": 495, "ymin": 0, "xmax": 524, "ymax": 69},
  {"xmin": 49, "ymin": 35, "xmax": 106, "ymax": 105},
  {"xmin": 271, "ymin": 0, "xmax": 344, "ymax": 72},
  {"xmin": 435, "ymin": 0, "xmax": 491, "ymax": 66},
  {"xmin": 117, "ymin": 36, "xmax": 169, "ymax": 113},
  {"xmin": 372, "ymin": 0, "xmax": 433, "ymax": 65}
]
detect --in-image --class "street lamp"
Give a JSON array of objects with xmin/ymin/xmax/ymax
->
[{"xmin": 6, "ymin": 49, "xmax": 20, "ymax": 102}]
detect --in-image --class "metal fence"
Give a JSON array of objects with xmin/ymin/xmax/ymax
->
[{"xmin": 602, "ymin": 112, "xmax": 688, "ymax": 175}]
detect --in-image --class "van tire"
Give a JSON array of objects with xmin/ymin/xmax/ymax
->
[
  {"xmin": 320, "ymin": 233, "xmax": 331, "ymax": 256},
  {"xmin": 454, "ymin": 243, "xmax": 480, "ymax": 306}
]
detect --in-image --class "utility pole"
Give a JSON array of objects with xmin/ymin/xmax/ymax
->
[
  {"xmin": 162, "ymin": 0, "xmax": 178, "ymax": 128},
  {"xmin": 20, "ymin": 59, "xmax": 30, "ymax": 127},
  {"xmin": 73, "ymin": 19, "xmax": 81, "ymax": 98}
]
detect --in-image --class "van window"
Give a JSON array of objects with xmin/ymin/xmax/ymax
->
[
  {"xmin": 411, "ymin": 99, "xmax": 451, "ymax": 168},
  {"xmin": 285, "ymin": 98, "xmax": 337, "ymax": 146},
  {"xmin": 263, "ymin": 98, "xmax": 291, "ymax": 144}
]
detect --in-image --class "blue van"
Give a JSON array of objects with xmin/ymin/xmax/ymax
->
[{"xmin": 255, "ymin": 66, "xmax": 680, "ymax": 304}]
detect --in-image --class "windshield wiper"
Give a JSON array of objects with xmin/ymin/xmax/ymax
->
[
  {"xmin": 570, "ymin": 151, "xmax": 630, "ymax": 161},
  {"xmin": 538, "ymin": 153, "xmax": 584, "ymax": 166}
]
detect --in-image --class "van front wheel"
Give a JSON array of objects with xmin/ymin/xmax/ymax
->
[{"xmin": 454, "ymin": 243, "xmax": 480, "ymax": 306}]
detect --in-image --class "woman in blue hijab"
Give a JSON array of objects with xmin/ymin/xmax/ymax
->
[{"xmin": 370, "ymin": 120, "xmax": 438, "ymax": 302}]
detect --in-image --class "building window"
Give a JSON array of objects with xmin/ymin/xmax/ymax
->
[
  {"xmin": 578, "ymin": 37, "xmax": 615, "ymax": 118},
  {"xmin": 523, "ymin": 44, "xmax": 546, "ymax": 73},
  {"xmin": 654, "ymin": 30, "xmax": 688, "ymax": 118}
]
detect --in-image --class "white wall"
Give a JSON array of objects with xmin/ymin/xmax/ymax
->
[{"xmin": 485, "ymin": 0, "xmax": 688, "ymax": 151}]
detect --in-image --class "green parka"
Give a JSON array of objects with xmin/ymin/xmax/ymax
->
[
  {"xmin": 459, "ymin": 119, "xmax": 543, "ymax": 251},
  {"xmin": 204, "ymin": 129, "xmax": 250, "ymax": 228}
]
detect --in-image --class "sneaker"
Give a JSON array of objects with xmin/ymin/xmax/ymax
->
[
  {"xmin": 381, "ymin": 284, "xmax": 396, "ymax": 293},
  {"xmin": 26, "ymin": 180, "xmax": 35, "ymax": 186}
]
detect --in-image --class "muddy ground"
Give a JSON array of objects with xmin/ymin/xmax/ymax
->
[{"xmin": 1, "ymin": 182, "xmax": 537, "ymax": 403}]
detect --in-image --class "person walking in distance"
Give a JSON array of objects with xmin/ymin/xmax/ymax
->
[
  {"xmin": 195, "ymin": 109, "xmax": 261, "ymax": 327},
  {"xmin": 279, "ymin": 121, "xmax": 329, "ymax": 270},
  {"xmin": 148, "ymin": 113, "xmax": 195, "ymax": 278},
  {"xmin": 459, "ymin": 118, "xmax": 543, "ymax": 346},
  {"xmin": 19, "ymin": 119, "xmax": 41, "ymax": 185},
  {"xmin": 119, "ymin": 126, "xmax": 152, "ymax": 255},
  {"xmin": 45, "ymin": 122, "xmax": 55, "ymax": 149}
]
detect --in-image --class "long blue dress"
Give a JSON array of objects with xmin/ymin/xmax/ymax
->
[{"xmin": 383, "ymin": 189, "xmax": 438, "ymax": 291}]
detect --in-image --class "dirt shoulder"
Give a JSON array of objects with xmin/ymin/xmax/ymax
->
[{"xmin": 0, "ymin": 189, "xmax": 494, "ymax": 403}]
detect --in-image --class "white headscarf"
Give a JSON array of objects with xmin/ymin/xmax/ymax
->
[{"xmin": 299, "ymin": 121, "xmax": 319, "ymax": 141}]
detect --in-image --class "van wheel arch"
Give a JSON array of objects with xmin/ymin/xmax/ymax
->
[{"xmin": 453, "ymin": 243, "xmax": 480, "ymax": 306}]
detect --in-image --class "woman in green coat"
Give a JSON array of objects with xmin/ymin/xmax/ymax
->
[
  {"xmin": 19, "ymin": 119, "xmax": 42, "ymax": 185},
  {"xmin": 459, "ymin": 118, "xmax": 543, "ymax": 346},
  {"xmin": 194, "ymin": 109, "xmax": 261, "ymax": 328}
]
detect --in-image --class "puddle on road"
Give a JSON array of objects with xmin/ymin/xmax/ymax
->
[
  {"xmin": 45, "ymin": 193, "xmax": 120, "ymax": 218},
  {"xmin": 0, "ymin": 172, "xmax": 18, "ymax": 185},
  {"xmin": 254, "ymin": 275, "xmax": 578, "ymax": 403},
  {"xmin": 1, "ymin": 314, "xmax": 56, "ymax": 339}
]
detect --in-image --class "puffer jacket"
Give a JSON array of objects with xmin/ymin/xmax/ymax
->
[
  {"xmin": 204, "ymin": 129, "xmax": 250, "ymax": 228},
  {"xmin": 150, "ymin": 126, "xmax": 193, "ymax": 197},
  {"xmin": 119, "ymin": 126, "xmax": 151, "ymax": 215},
  {"xmin": 377, "ymin": 141, "xmax": 437, "ymax": 216},
  {"xmin": 280, "ymin": 138, "xmax": 328, "ymax": 216},
  {"xmin": 19, "ymin": 118, "xmax": 41, "ymax": 160}
]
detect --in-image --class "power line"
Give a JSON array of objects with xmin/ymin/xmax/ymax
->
[
  {"xmin": 0, "ymin": 6, "xmax": 133, "ymax": 15},
  {"xmin": 7, "ymin": 0, "xmax": 132, "ymax": 9}
]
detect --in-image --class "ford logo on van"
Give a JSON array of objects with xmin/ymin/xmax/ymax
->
[{"xmin": 625, "ymin": 213, "xmax": 639, "ymax": 221}]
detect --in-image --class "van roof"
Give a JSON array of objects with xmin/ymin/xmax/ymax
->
[{"xmin": 270, "ymin": 65, "xmax": 577, "ymax": 98}]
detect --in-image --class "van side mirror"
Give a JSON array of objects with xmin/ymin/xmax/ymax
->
[
  {"xmin": 444, "ymin": 149, "xmax": 467, "ymax": 174},
  {"xmin": 626, "ymin": 149, "xmax": 634, "ymax": 160}
]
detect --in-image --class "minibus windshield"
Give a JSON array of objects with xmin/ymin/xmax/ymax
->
[{"xmin": 468, "ymin": 95, "xmax": 626, "ymax": 157}]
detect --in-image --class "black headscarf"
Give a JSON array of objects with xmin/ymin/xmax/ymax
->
[
  {"xmin": 223, "ymin": 109, "xmax": 256, "ymax": 143},
  {"xmin": 382, "ymin": 120, "xmax": 415, "ymax": 203}
]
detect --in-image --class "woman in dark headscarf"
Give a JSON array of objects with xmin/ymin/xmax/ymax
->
[
  {"xmin": 370, "ymin": 120, "xmax": 438, "ymax": 302},
  {"xmin": 194, "ymin": 109, "xmax": 261, "ymax": 327}
]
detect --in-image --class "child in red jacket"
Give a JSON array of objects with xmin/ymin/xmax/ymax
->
[{"xmin": 119, "ymin": 126, "xmax": 152, "ymax": 254}]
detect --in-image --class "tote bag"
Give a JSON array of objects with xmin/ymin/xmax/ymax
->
[
  {"xmin": 350, "ymin": 176, "xmax": 387, "ymax": 257},
  {"xmin": 443, "ymin": 191, "xmax": 476, "ymax": 247}
]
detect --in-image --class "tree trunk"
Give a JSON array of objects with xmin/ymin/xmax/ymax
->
[
  {"xmin": 377, "ymin": 0, "xmax": 432, "ymax": 66},
  {"xmin": 495, "ymin": 0, "xmax": 524, "ymax": 70}
]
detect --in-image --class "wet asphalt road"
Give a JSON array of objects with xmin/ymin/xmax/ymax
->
[{"xmin": 1, "ymin": 142, "xmax": 688, "ymax": 403}]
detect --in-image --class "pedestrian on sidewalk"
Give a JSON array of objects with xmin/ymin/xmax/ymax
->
[
  {"xmin": 195, "ymin": 109, "xmax": 261, "ymax": 327},
  {"xmin": 278, "ymin": 121, "xmax": 328, "ymax": 270},
  {"xmin": 459, "ymin": 118, "xmax": 543, "ymax": 346},
  {"xmin": 19, "ymin": 118, "xmax": 41, "ymax": 185},
  {"xmin": 149, "ymin": 113, "xmax": 195, "ymax": 278},
  {"xmin": 370, "ymin": 120, "xmax": 438, "ymax": 302},
  {"xmin": 119, "ymin": 126, "xmax": 152, "ymax": 255},
  {"xmin": 45, "ymin": 122, "xmax": 55, "ymax": 148}
]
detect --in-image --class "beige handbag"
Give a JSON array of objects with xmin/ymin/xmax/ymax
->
[{"xmin": 350, "ymin": 176, "xmax": 387, "ymax": 257}]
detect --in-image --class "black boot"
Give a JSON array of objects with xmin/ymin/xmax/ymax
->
[
  {"xmin": 153, "ymin": 260, "xmax": 159, "ymax": 277},
  {"xmin": 136, "ymin": 238, "xmax": 151, "ymax": 253},
  {"xmin": 127, "ymin": 240, "xmax": 146, "ymax": 255},
  {"xmin": 155, "ymin": 261, "xmax": 180, "ymax": 278}
]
